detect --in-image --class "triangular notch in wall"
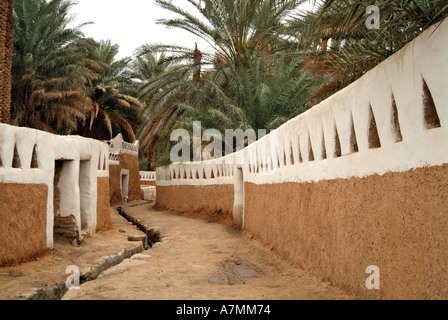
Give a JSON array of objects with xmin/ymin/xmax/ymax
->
[
  {"xmin": 334, "ymin": 124, "xmax": 342, "ymax": 158},
  {"xmin": 422, "ymin": 78, "xmax": 441, "ymax": 129},
  {"xmin": 349, "ymin": 114, "xmax": 359, "ymax": 153},
  {"xmin": 282, "ymin": 147, "xmax": 287, "ymax": 166},
  {"xmin": 290, "ymin": 145, "xmax": 294, "ymax": 165},
  {"xmin": 308, "ymin": 134, "xmax": 315, "ymax": 162},
  {"xmin": 391, "ymin": 93, "xmax": 403, "ymax": 142},
  {"xmin": 12, "ymin": 144, "xmax": 21, "ymax": 168},
  {"xmin": 31, "ymin": 144, "xmax": 39, "ymax": 168},
  {"xmin": 368, "ymin": 104, "xmax": 381, "ymax": 149},
  {"xmin": 321, "ymin": 129, "xmax": 327, "ymax": 160},
  {"xmin": 98, "ymin": 154, "xmax": 102, "ymax": 170}
]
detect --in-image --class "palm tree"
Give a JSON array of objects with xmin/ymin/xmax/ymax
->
[
  {"xmin": 135, "ymin": 55, "xmax": 194, "ymax": 169},
  {"xmin": 80, "ymin": 39, "xmax": 143, "ymax": 142},
  {"xmin": 94, "ymin": 40, "xmax": 132, "ymax": 91},
  {"xmin": 11, "ymin": 0, "xmax": 101, "ymax": 133},
  {"xmin": 0, "ymin": 0, "xmax": 13, "ymax": 124},
  {"xmin": 81, "ymin": 85, "xmax": 143, "ymax": 143},
  {"xmin": 289, "ymin": 0, "xmax": 448, "ymax": 103},
  {"xmin": 122, "ymin": 52, "xmax": 172, "ymax": 99},
  {"xmin": 225, "ymin": 53, "xmax": 317, "ymax": 130},
  {"xmin": 155, "ymin": 0, "xmax": 302, "ymax": 68},
  {"xmin": 136, "ymin": 0, "xmax": 315, "ymax": 167}
]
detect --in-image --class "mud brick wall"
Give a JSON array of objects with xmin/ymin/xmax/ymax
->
[
  {"xmin": 244, "ymin": 165, "xmax": 448, "ymax": 299},
  {"xmin": 154, "ymin": 20, "xmax": 448, "ymax": 299},
  {"xmin": 1, "ymin": 123, "xmax": 111, "ymax": 256},
  {"xmin": 96, "ymin": 177, "xmax": 113, "ymax": 231},
  {"xmin": 0, "ymin": 183, "xmax": 49, "ymax": 266},
  {"xmin": 109, "ymin": 153, "xmax": 141, "ymax": 205},
  {"xmin": 156, "ymin": 184, "xmax": 234, "ymax": 222}
]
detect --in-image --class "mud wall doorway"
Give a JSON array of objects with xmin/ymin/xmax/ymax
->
[
  {"xmin": 233, "ymin": 167, "xmax": 244, "ymax": 228},
  {"xmin": 120, "ymin": 169, "xmax": 129, "ymax": 202},
  {"xmin": 79, "ymin": 159, "xmax": 93, "ymax": 234},
  {"xmin": 53, "ymin": 159, "xmax": 81, "ymax": 243}
]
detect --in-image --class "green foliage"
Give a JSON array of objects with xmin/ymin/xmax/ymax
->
[
  {"xmin": 11, "ymin": 0, "xmax": 99, "ymax": 133},
  {"xmin": 290, "ymin": 0, "xmax": 448, "ymax": 103},
  {"xmin": 138, "ymin": 157, "xmax": 149, "ymax": 171},
  {"xmin": 136, "ymin": 0, "xmax": 317, "ymax": 168},
  {"xmin": 81, "ymin": 39, "xmax": 143, "ymax": 142},
  {"xmin": 11, "ymin": 0, "xmax": 448, "ymax": 168},
  {"xmin": 11, "ymin": 0, "xmax": 144, "ymax": 142}
]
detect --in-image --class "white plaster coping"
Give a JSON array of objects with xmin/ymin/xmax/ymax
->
[
  {"xmin": 140, "ymin": 171, "xmax": 156, "ymax": 181},
  {"xmin": 141, "ymin": 186, "xmax": 156, "ymax": 201},
  {"xmin": 97, "ymin": 169, "xmax": 110, "ymax": 178},
  {"xmin": 109, "ymin": 133, "xmax": 139, "ymax": 156},
  {"xmin": 108, "ymin": 151, "xmax": 120, "ymax": 166},
  {"xmin": 156, "ymin": 18, "xmax": 448, "ymax": 187},
  {"xmin": 156, "ymin": 176, "xmax": 234, "ymax": 187}
]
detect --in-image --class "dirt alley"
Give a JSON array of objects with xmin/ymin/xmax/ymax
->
[{"xmin": 60, "ymin": 202, "xmax": 354, "ymax": 300}]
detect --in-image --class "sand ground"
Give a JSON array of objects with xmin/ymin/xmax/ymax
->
[
  {"xmin": 1, "ymin": 201, "xmax": 354, "ymax": 300},
  {"xmin": 63, "ymin": 202, "xmax": 353, "ymax": 300}
]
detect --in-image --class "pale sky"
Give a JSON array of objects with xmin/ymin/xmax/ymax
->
[
  {"xmin": 68, "ymin": 0, "xmax": 316, "ymax": 60},
  {"xmin": 69, "ymin": 0, "xmax": 211, "ymax": 59}
]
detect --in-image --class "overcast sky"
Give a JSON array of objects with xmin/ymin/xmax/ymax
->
[
  {"xmin": 68, "ymin": 0, "xmax": 211, "ymax": 60},
  {"xmin": 68, "ymin": 0, "xmax": 315, "ymax": 60}
]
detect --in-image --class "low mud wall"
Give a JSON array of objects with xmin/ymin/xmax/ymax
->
[
  {"xmin": 244, "ymin": 164, "xmax": 448, "ymax": 299},
  {"xmin": 140, "ymin": 180, "xmax": 156, "ymax": 186},
  {"xmin": 156, "ymin": 184, "xmax": 234, "ymax": 223},
  {"xmin": 109, "ymin": 153, "xmax": 141, "ymax": 205},
  {"xmin": 155, "ymin": 19, "xmax": 448, "ymax": 299}
]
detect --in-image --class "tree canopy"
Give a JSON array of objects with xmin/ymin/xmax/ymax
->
[{"xmin": 8, "ymin": 0, "xmax": 448, "ymax": 168}]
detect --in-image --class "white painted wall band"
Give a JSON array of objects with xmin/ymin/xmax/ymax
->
[
  {"xmin": 109, "ymin": 133, "xmax": 139, "ymax": 156},
  {"xmin": 140, "ymin": 171, "xmax": 156, "ymax": 181},
  {"xmin": 157, "ymin": 19, "xmax": 448, "ymax": 187}
]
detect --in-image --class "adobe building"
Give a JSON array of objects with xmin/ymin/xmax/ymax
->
[
  {"xmin": 0, "ymin": 2, "xmax": 144, "ymax": 267},
  {"xmin": 107, "ymin": 134, "xmax": 141, "ymax": 205},
  {"xmin": 140, "ymin": 171, "xmax": 156, "ymax": 201},
  {"xmin": 0, "ymin": 124, "xmax": 111, "ymax": 266}
]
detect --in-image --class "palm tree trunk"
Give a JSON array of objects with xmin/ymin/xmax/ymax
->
[
  {"xmin": 0, "ymin": 0, "xmax": 13, "ymax": 124},
  {"xmin": 321, "ymin": 38, "xmax": 329, "ymax": 53}
]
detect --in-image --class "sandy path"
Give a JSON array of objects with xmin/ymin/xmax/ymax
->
[{"xmin": 62, "ymin": 203, "xmax": 353, "ymax": 300}]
